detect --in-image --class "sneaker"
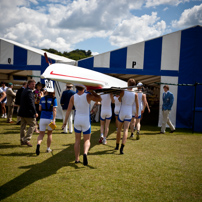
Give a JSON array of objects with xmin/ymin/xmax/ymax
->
[
  {"xmin": 4, "ymin": 115, "xmax": 7, "ymax": 119},
  {"xmin": 170, "ymin": 130, "xmax": 176, "ymax": 133},
  {"xmin": 99, "ymin": 137, "xmax": 103, "ymax": 143},
  {"xmin": 130, "ymin": 133, "xmax": 134, "ymax": 138},
  {"xmin": 46, "ymin": 148, "xmax": 52, "ymax": 153},
  {"xmin": 83, "ymin": 154, "xmax": 88, "ymax": 166},
  {"xmin": 61, "ymin": 132, "xmax": 68, "ymax": 134},
  {"xmin": 75, "ymin": 160, "xmax": 80, "ymax": 164},
  {"xmin": 36, "ymin": 144, "xmax": 40, "ymax": 155},
  {"xmin": 102, "ymin": 138, "xmax": 107, "ymax": 145},
  {"xmin": 136, "ymin": 131, "xmax": 140, "ymax": 140},
  {"xmin": 1, "ymin": 114, "xmax": 4, "ymax": 118}
]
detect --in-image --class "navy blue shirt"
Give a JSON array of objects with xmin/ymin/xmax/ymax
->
[{"xmin": 60, "ymin": 89, "xmax": 75, "ymax": 110}]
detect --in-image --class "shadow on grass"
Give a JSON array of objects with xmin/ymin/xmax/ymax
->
[
  {"xmin": 0, "ymin": 143, "xmax": 23, "ymax": 149},
  {"xmin": 0, "ymin": 131, "xmax": 100, "ymax": 201}
]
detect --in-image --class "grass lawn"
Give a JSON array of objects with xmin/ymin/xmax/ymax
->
[{"xmin": 0, "ymin": 117, "xmax": 202, "ymax": 202}]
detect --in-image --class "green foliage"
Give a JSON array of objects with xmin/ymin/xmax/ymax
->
[{"xmin": 42, "ymin": 48, "xmax": 92, "ymax": 60}]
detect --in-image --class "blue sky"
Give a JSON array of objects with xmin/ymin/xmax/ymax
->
[{"xmin": 0, "ymin": 0, "xmax": 202, "ymax": 55}]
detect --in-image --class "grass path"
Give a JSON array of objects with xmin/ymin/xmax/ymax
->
[{"xmin": 0, "ymin": 118, "xmax": 202, "ymax": 202}]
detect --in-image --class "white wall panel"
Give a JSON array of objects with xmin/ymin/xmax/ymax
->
[
  {"xmin": 161, "ymin": 31, "xmax": 181, "ymax": 71},
  {"xmin": 0, "ymin": 40, "xmax": 14, "ymax": 65},
  {"xmin": 94, "ymin": 52, "xmax": 110, "ymax": 68},
  {"xmin": 27, "ymin": 51, "xmax": 41, "ymax": 65},
  {"xmin": 126, "ymin": 42, "xmax": 144, "ymax": 69}
]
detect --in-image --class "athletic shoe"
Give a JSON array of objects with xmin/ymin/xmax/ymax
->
[
  {"xmin": 130, "ymin": 133, "xmax": 134, "ymax": 138},
  {"xmin": 4, "ymin": 115, "xmax": 7, "ymax": 119},
  {"xmin": 102, "ymin": 138, "xmax": 107, "ymax": 145},
  {"xmin": 61, "ymin": 132, "xmax": 68, "ymax": 134},
  {"xmin": 159, "ymin": 132, "xmax": 165, "ymax": 134},
  {"xmin": 75, "ymin": 160, "xmax": 80, "ymax": 164},
  {"xmin": 99, "ymin": 137, "xmax": 103, "ymax": 143},
  {"xmin": 83, "ymin": 154, "xmax": 88, "ymax": 166},
  {"xmin": 136, "ymin": 131, "xmax": 140, "ymax": 140},
  {"xmin": 1, "ymin": 114, "xmax": 4, "ymax": 118},
  {"xmin": 46, "ymin": 148, "xmax": 52, "ymax": 153},
  {"xmin": 36, "ymin": 144, "xmax": 40, "ymax": 155},
  {"xmin": 170, "ymin": 130, "xmax": 176, "ymax": 133}
]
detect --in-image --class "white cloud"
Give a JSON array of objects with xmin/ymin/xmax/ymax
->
[
  {"xmin": 109, "ymin": 12, "xmax": 166, "ymax": 47},
  {"xmin": 172, "ymin": 3, "xmax": 202, "ymax": 28},
  {"xmin": 145, "ymin": 0, "xmax": 190, "ymax": 7},
  {"xmin": 0, "ymin": 0, "xmax": 197, "ymax": 53},
  {"xmin": 163, "ymin": 7, "xmax": 169, "ymax": 11}
]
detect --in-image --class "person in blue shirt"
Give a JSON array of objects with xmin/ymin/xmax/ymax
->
[
  {"xmin": 160, "ymin": 85, "xmax": 175, "ymax": 134},
  {"xmin": 60, "ymin": 83, "xmax": 75, "ymax": 134},
  {"xmin": 36, "ymin": 88, "xmax": 57, "ymax": 155}
]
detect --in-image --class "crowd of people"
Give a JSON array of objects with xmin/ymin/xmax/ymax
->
[{"xmin": 0, "ymin": 78, "xmax": 175, "ymax": 166}]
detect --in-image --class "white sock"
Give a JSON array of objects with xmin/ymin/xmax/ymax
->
[{"xmin": 101, "ymin": 133, "xmax": 104, "ymax": 137}]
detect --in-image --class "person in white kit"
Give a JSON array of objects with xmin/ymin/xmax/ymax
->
[
  {"xmin": 115, "ymin": 79, "xmax": 139, "ymax": 154},
  {"xmin": 62, "ymin": 84, "xmax": 101, "ymax": 166},
  {"xmin": 0, "ymin": 81, "xmax": 8, "ymax": 118},
  {"xmin": 99, "ymin": 93, "xmax": 114, "ymax": 144},
  {"xmin": 130, "ymin": 82, "xmax": 146, "ymax": 140},
  {"xmin": 114, "ymin": 94, "xmax": 121, "ymax": 130}
]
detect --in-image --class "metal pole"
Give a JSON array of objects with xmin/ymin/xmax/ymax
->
[{"xmin": 192, "ymin": 82, "xmax": 197, "ymax": 133}]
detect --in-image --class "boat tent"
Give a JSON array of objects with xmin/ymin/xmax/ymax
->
[
  {"xmin": 78, "ymin": 25, "xmax": 202, "ymax": 132},
  {"xmin": 0, "ymin": 38, "xmax": 76, "ymax": 119}
]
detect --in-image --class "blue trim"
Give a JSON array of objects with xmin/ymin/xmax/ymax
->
[
  {"xmin": 74, "ymin": 127, "xmax": 81, "ymax": 133},
  {"xmin": 78, "ymin": 57, "xmax": 94, "ymax": 69},
  {"xmin": 14, "ymin": 46, "xmax": 27, "ymax": 66},
  {"xmin": 144, "ymin": 37, "xmax": 162, "ymax": 72},
  {"xmin": 110, "ymin": 47, "xmax": 127, "ymax": 69},
  {"xmin": 83, "ymin": 127, "xmax": 91, "ymax": 134}
]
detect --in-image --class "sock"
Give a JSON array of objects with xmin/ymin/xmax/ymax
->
[
  {"xmin": 120, "ymin": 144, "xmax": 125, "ymax": 154},
  {"xmin": 47, "ymin": 147, "xmax": 50, "ymax": 150},
  {"xmin": 115, "ymin": 143, "xmax": 119, "ymax": 150},
  {"xmin": 100, "ymin": 133, "xmax": 104, "ymax": 138},
  {"xmin": 36, "ymin": 144, "xmax": 40, "ymax": 155}
]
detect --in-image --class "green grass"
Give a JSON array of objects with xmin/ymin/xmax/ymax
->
[{"xmin": 0, "ymin": 117, "xmax": 202, "ymax": 202}]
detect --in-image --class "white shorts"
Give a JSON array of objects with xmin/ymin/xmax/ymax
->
[
  {"xmin": 1, "ymin": 97, "xmax": 7, "ymax": 104},
  {"xmin": 39, "ymin": 118, "xmax": 53, "ymax": 131},
  {"xmin": 118, "ymin": 105, "xmax": 132, "ymax": 122},
  {"xmin": 74, "ymin": 114, "xmax": 91, "ymax": 134},
  {"xmin": 100, "ymin": 107, "xmax": 112, "ymax": 121}
]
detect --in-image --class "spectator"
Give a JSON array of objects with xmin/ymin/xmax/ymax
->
[
  {"xmin": 0, "ymin": 81, "xmax": 8, "ymax": 118},
  {"xmin": 15, "ymin": 82, "xmax": 27, "ymax": 125},
  {"xmin": 6, "ymin": 83, "xmax": 16, "ymax": 123},
  {"xmin": 60, "ymin": 83, "xmax": 75, "ymax": 134},
  {"xmin": 33, "ymin": 82, "xmax": 44, "ymax": 133},
  {"xmin": 18, "ymin": 79, "xmax": 38, "ymax": 147},
  {"xmin": 160, "ymin": 85, "xmax": 175, "ymax": 134}
]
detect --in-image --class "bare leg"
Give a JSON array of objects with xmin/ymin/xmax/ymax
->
[
  {"xmin": 116, "ymin": 121, "xmax": 123, "ymax": 144},
  {"xmin": 47, "ymin": 130, "xmax": 52, "ymax": 148},
  {"xmin": 83, "ymin": 133, "xmax": 91, "ymax": 166},
  {"xmin": 83, "ymin": 133, "xmax": 91, "ymax": 155},
  {"xmin": 122, "ymin": 121, "xmax": 130, "ymax": 145},
  {"xmin": 37, "ymin": 131, "xmax": 45, "ymax": 145},
  {"xmin": 104, "ymin": 119, "xmax": 111, "ymax": 138},
  {"xmin": 100, "ymin": 120, "xmax": 105, "ymax": 136},
  {"xmin": 74, "ymin": 132, "xmax": 81, "ymax": 162}
]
